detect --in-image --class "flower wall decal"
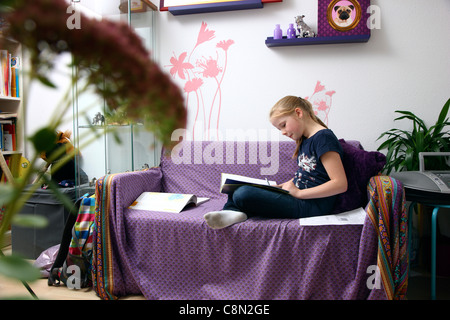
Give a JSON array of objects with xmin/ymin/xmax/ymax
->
[
  {"xmin": 165, "ymin": 21, "xmax": 234, "ymax": 140},
  {"xmin": 305, "ymin": 81, "xmax": 336, "ymax": 126},
  {"xmin": 169, "ymin": 52, "xmax": 194, "ymax": 80}
]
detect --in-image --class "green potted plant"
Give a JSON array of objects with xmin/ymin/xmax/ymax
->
[{"xmin": 377, "ymin": 98, "xmax": 450, "ymax": 174}]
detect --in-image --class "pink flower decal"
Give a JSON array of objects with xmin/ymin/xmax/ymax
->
[
  {"xmin": 217, "ymin": 39, "xmax": 234, "ymax": 51},
  {"xmin": 313, "ymin": 81, "xmax": 325, "ymax": 94},
  {"xmin": 165, "ymin": 22, "xmax": 234, "ymax": 140},
  {"xmin": 167, "ymin": 52, "xmax": 194, "ymax": 80},
  {"xmin": 184, "ymin": 78, "xmax": 203, "ymax": 93},
  {"xmin": 305, "ymin": 81, "xmax": 336, "ymax": 126},
  {"xmin": 196, "ymin": 21, "xmax": 216, "ymax": 47},
  {"xmin": 197, "ymin": 57, "xmax": 222, "ymax": 78}
]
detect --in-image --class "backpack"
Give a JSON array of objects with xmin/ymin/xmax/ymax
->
[{"xmin": 48, "ymin": 194, "xmax": 96, "ymax": 289}]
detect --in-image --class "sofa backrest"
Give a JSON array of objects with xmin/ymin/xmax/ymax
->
[
  {"xmin": 160, "ymin": 141, "xmax": 297, "ymax": 200},
  {"xmin": 160, "ymin": 139, "xmax": 387, "ymax": 213}
]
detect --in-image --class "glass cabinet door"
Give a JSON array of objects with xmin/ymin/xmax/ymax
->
[{"xmin": 72, "ymin": 0, "xmax": 159, "ymax": 188}]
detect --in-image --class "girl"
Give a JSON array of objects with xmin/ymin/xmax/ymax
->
[{"xmin": 204, "ymin": 96, "xmax": 348, "ymax": 229}]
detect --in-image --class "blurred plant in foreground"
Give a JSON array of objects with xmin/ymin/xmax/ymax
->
[{"xmin": 0, "ymin": 0, "xmax": 186, "ymax": 298}]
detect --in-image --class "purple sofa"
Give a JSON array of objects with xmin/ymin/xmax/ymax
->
[{"xmin": 92, "ymin": 140, "xmax": 408, "ymax": 300}]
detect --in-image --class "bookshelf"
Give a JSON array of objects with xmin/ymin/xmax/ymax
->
[
  {"xmin": 0, "ymin": 35, "xmax": 24, "ymax": 245},
  {"xmin": 0, "ymin": 35, "xmax": 24, "ymax": 178}
]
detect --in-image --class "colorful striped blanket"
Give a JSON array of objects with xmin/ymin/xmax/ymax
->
[
  {"xmin": 92, "ymin": 173, "xmax": 118, "ymax": 300},
  {"xmin": 366, "ymin": 175, "xmax": 408, "ymax": 300}
]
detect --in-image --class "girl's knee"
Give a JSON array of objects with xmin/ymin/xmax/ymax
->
[{"xmin": 232, "ymin": 186, "xmax": 255, "ymax": 208}]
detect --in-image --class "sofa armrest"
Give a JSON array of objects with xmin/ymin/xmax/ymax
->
[
  {"xmin": 93, "ymin": 167, "xmax": 163, "ymax": 299},
  {"xmin": 111, "ymin": 167, "xmax": 163, "ymax": 208}
]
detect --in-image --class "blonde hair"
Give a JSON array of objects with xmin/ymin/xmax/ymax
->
[{"xmin": 270, "ymin": 96, "xmax": 327, "ymax": 158}]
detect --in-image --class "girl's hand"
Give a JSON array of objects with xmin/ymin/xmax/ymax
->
[
  {"xmin": 276, "ymin": 178, "xmax": 293, "ymax": 189},
  {"xmin": 278, "ymin": 179, "xmax": 303, "ymax": 198}
]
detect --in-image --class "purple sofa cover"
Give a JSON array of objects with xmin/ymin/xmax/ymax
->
[{"xmin": 92, "ymin": 140, "xmax": 403, "ymax": 300}]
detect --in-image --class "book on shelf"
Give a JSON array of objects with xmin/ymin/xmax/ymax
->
[
  {"xmin": 219, "ymin": 173, "xmax": 289, "ymax": 195},
  {"xmin": 0, "ymin": 49, "xmax": 20, "ymax": 98},
  {"xmin": 0, "ymin": 119, "xmax": 9, "ymax": 150},
  {"xmin": 128, "ymin": 192, "xmax": 210, "ymax": 213},
  {"xmin": 1, "ymin": 119, "xmax": 16, "ymax": 151},
  {"xmin": 11, "ymin": 56, "xmax": 19, "ymax": 97}
]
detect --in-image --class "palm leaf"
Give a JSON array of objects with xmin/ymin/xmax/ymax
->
[
  {"xmin": 436, "ymin": 98, "xmax": 450, "ymax": 125},
  {"xmin": 377, "ymin": 98, "xmax": 450, "ymax": 173}
]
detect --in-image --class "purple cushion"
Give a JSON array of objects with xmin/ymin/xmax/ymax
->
[{"xmin": 332, "ymin": 139, "xmax": 386, "ymax": 214}]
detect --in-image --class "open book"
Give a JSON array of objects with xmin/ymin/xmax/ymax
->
[
  {"xmin": 129, "ymin": 192, "xmax": 210, "ymax": 213},
  {"xmin": 220, "ymin": 173, "xmax": 289, "ymax": 195}
]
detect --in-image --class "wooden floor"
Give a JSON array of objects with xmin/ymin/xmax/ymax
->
[{"xmin": 0, "ymin": 245, "xmax": 144, "ymax": 300}]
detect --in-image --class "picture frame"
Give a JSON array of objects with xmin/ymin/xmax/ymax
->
[
  {"xmin": 131, "ymin": 0, "xmax": 146, "ymax": 12},
  {"xmin": 327, "ymin": 0, "xmax": 362, "ymax": 32},
  {"xmin": 159, "ymin": 0, "xmax": 282, "ymax": 14},
  {"xmin": 317, "ymin": 0, "xmax": 370, "ymax": 38}
]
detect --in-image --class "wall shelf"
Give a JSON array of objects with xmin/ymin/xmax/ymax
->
[
  {"xmin": 265, "ymin": 34, "xmax": 370, "ymax": 47},
  {"xmin": 160, "ymin": 0, "xmax": 282, "ymax": 15}
]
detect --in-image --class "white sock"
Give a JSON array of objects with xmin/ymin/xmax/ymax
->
[{"xmin": 204, "ymin": 210, "xmax": 248, "ymax": 229}]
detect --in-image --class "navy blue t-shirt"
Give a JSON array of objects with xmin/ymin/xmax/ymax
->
[{"xmin": 293, "ymin": 129, "xmax": 343, "ymax": 190}]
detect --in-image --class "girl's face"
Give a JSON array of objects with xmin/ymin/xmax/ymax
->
[{"xmin": 270, "ymin": 108, "xmax": 303, "ymax": 140}]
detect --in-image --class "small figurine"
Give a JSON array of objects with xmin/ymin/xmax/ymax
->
[
  {"xmin": 295, "ymin": 15, "xmax": 316, "ymax": 38},
  {"xmin": 92, "ymin": 112, "xmax": 105, "ymax": 125}
]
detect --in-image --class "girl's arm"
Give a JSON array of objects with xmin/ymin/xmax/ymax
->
[{"xmin": 281, "ymin": 151, "xmax": 348, "ymax": 199}]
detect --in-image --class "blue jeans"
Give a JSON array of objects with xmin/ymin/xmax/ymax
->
[{"xmin": 223, "ymin": 185, "xmax": 335, "ymax": 219}]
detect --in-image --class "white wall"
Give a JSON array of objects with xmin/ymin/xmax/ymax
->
[
  {"xmin": 25, "ymin": 0, "xmax": 450, "ymax": 154},
  {"xmin": 156, "ymin": 0, "xmax": 450, "ymax": 151},
  {"xmin": 25, "ymin": 53, "xmax": 73, "ymax": 162}
]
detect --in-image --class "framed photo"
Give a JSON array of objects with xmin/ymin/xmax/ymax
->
[
  {"xmin": 131, "ymin": 0, "xmax": 146, "ymax": 12},
  {"xmin": 327, "ymin": 0, "xmax": 361, "ymax": 32},
  {"xmin": 318, "ymin": 0, "xmax": 370, "ymax": 37}
]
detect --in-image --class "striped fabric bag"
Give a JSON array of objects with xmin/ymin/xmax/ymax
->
[
  {"xmin": 68, "ymin": 195, "xmax": 96, "ymax": 259},
  {"xmin": 48, "ymin": 194, "xmax": 96, "ymax": 289}
]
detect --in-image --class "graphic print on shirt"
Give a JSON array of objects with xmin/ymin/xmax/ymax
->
[{"xmin": 295, "ymin": 153, "xmax": 317, "ymax": 188}]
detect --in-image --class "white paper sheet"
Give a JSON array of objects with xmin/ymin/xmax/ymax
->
[{"xmin": 299, "ymin": 207, "xmax": 366, "ymax": 226}]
